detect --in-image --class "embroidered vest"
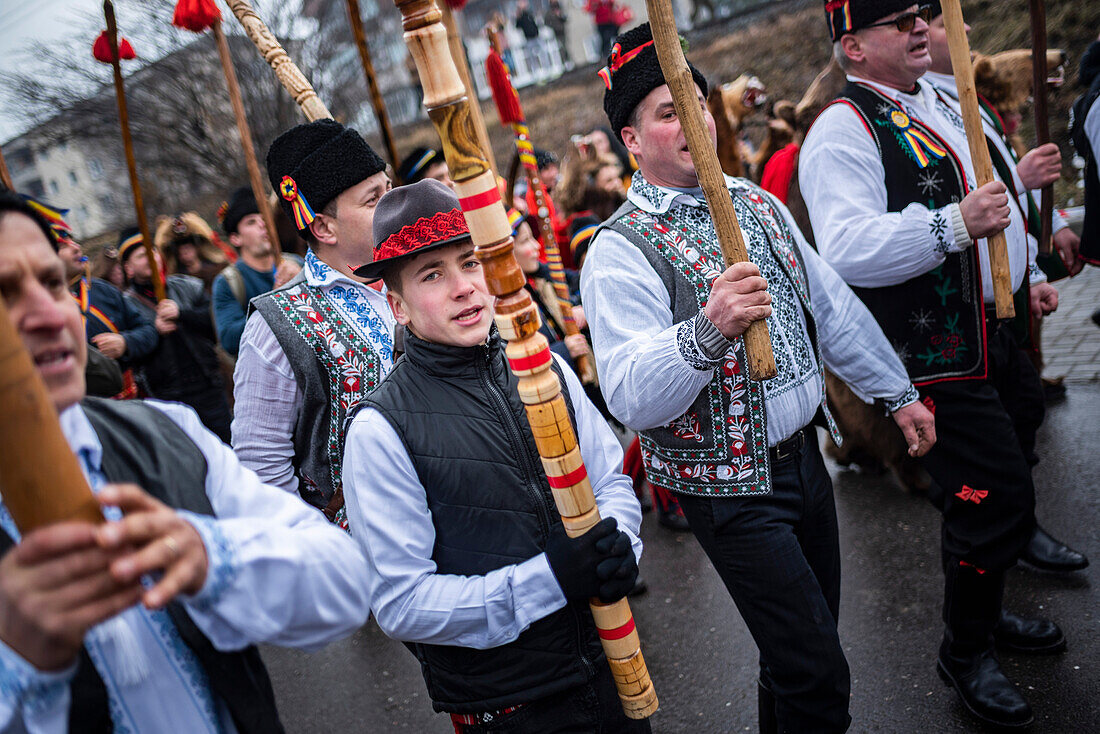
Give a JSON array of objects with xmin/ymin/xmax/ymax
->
[
  {"xmin": 605, "ymin": 180, "xmax": 839, "ymax": 498},
  {"xmin": 251, "ymin": 275, "xmax": 387, "ymax": 521},
  {"xmin": 828, "ymin": 82, "xmax": 986, "ymax": 385}
]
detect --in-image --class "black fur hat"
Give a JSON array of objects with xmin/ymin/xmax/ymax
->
[
  {"xmin": 221, "ymin": 187, "xmax": 258, "ymax": 236},
  {"xmin": 824, "ymin": 0, "xmax": 918, "ymax": 42},
  {"xmin": 266, "ymin": 119, "xmax": 386, "ymax": 232},
  {"xmin": 600, "ymin": 23, "xmax": 708, "ymax": 143}
]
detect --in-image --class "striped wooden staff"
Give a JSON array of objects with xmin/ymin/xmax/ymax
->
[
  {"xmin": 395, "ymin": 0, "xmax": 658, "ymax": 718},
  {"xmin": 940, "ymin": 0, "xmax": 1015, "ymax": 317},
  {"xmin": 0, "ymin": 295, "xmax": 102, "ymax": 533},
  {"xmin": 645, "ymin": 0, "xmax": 778, "ymax": 380},
  {"xmin": 484, "ymin": 29, "xmax": 596, "ymax": 384}
]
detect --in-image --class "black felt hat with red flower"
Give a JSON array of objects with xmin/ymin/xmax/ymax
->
[{"xmin": 354, "ymin": 179, "xmax": 471, "ymax": 282}]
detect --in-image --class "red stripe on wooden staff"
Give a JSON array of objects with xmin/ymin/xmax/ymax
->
[
  {"xmin": 507, "ymin": 348, "xmax": 553, "ymax": 372},
  {"xmin": 458, "ymin": 187, "xmax": 501, "ymax": 211},
  {"xmin": 598, "ymin": 617, "xmax": 636, "ymax": 641},
  {"xmin": 547, "ymin": 464, "xmax": 588, "ymax": 489}
]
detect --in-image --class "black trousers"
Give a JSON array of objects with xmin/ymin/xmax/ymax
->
[
  {"xmin": 918, "ymin": 323, "xmax": 1040, "ymax": 571},
  {"xmin": 453, "ymin": 662, "xmax": 651, "ymax": 733},
  {"xmin": 677, "ymin": 436, "xmax": 851, "ymax": 734}
]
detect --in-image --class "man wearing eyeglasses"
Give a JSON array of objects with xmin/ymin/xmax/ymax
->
[{"xmin": 800, "ymin": 1, "xmax": 1079, "ymax": 729}]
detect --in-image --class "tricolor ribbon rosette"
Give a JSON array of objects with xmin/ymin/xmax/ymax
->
[
  {"xmin": 890, "ymin": 110, "xmax": 947, "ymax": 169},
  {"xmin": 280, "ymin": 175, "xmax": 316, "ymax": 229}
]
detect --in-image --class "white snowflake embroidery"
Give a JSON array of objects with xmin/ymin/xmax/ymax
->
[
  {"xmin": 893, "ymin": 341, "xmax": 911, "ymax": 364},
  {"xmin": 909, "ymin": 308, "xmax": 935, "ymax": 332},
  {"xmin": 877, "ymin": 102, "xmax": 896, "ymax": 118},
  {"xmin": 918, "ymin": 169, "xmax": 943, "ymax": 196}
]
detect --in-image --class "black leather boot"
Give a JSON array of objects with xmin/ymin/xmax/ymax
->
[
  {"xmin": 994, "ymin": 609, "xmax": 1066, "ymax": 654},
  {"xmin": 1021, "ymin": 525, "xmax": 1089, "ymax": 572},
  {"xmin": 938, "ymin": 562, "xmax": 1033, "ymax": 728},
  {"xmin": 758, "ymin": 680, "xmax": 777, "ymax": 734}
]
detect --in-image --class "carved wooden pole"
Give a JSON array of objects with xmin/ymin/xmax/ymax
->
[
  {"xmin": 439, "ymin": 2, "xmax": 498, "ymax": 178},
  {"xmin": 345, "ymin": 0, "xmax": 401, "ymax": 170},
  {"xmin": 940, "ymin": 0, "xmax": 1015, "ymax": 317},
  {"xmin": 395, "ymin": 0, "xmax": 657, "ymax": 718},
  {"xmin": 1029, "ymin": 0, "xmax": 1053, "ymax": 256},
  {"xmin": 223, "ymin": 0, "xmax": 332, "ymax": 121},
  {"xmin": 485, "ymin": 32, "xmax": 595, "ymax": 383},
  {"xmin": 0, "ymin": 296, "xmax": 102, "ymax": 532},
  {"xmin": 104, "ymin": 0, "xmax": 165, "ymax": 301},
  {"xmin": 211, "ymin": 20, "xmax": 282, "ymax": 255},
  {"xmin": 645, "ymin": 0, "xmax": 778, "ymax": 379}
]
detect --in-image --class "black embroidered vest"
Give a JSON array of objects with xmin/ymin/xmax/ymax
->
[{"xmin": 829, "ymin": 82, "xmax": 987, "ymax": 385}]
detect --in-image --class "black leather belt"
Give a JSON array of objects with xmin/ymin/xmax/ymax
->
[{"xmin": 770, "ymin": 427, "xmax": 809, "ymax": 463}]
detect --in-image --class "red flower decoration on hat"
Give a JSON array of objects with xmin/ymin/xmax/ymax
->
[{"xmin": 375, "ymin": 208, "xmax": 470, "ymax": 263}]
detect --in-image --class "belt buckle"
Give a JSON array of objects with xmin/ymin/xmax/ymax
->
[{"xmin": 775, "ymin": 429, "xmax": 804, "ymax": 461}]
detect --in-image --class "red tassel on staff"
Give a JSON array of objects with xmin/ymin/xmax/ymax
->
[
  {"xmin": 92, "ymin": 30, "xmax": 135, "ymax": 62},
  {"xmin": 486, "ymin": 48, "xmax": 524, "ymax": 125},
  {"xmin": 443, "ymin": 0, "xmax": 467, "ymax": 9},
  {"xmin": 172, "ymin": 0, "xmax": 222, "ymax": 32}
]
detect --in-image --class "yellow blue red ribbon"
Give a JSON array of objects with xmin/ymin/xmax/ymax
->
[
  {"xmin": 890, "ymin": 110, "xmax": 946, "ymax": 169},
  {"xmin": 280, "ymin": 175, "xmax": 316, "ymax": 230}
]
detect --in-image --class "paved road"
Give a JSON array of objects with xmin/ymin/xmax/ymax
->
[{"xmin": 264, "ymin": 273, "xmax": 1100, "ymax": 732}]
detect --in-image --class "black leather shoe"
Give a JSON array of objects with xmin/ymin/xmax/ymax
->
[
  {"xmin": 937, "ymin": 651, "xmax": 1033, "ymax": 729},
  {"xmin": 1021, "ymin": 526, "xmax": 1089, "ymax": 572},
  {"xmin": 658, "ymin": 508, "xmax": 691, "ymax": 532},
  {"xmin": 994, "ymin": 610, "xmax": 1066, "ymax": 654}
]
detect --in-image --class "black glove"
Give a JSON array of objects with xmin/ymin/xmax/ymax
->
[
  {"xmin": 545, "ymin": 517, "xmax": 624, "ymax": 600},
  {"xmin": 596, "ymin": 551, "xmax": 638, "ymax": 603}
]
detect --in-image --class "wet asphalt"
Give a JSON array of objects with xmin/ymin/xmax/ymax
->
[{"xmin": 261, "ymin": 383, "xmax": 1099, "ymax": 733}]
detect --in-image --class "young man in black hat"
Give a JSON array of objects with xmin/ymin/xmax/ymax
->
[
  {"xmin": 800, "ymin": 3, "xmax": 1082, "ymax": 726},
  {"xmin": 232, "ymin": 119, "xmax": 395, "ymax": 526},
  {"xmin": 581, "ymin": 22, "xmax": 936, "ymax": 733},
  {"xmin": 118, "ymin": 227, "xmax": 231, "ymax": 442},
  {"xmin": 0, "ymin": 189, "xmax": 370, "ymax": 732},
  {"xmin": 342, "ymin": 179, "xmax": 647, "ymax": 733},
  {"xmin": 211, "ymin": 187, "xmax": 300, "ymax": 356}
]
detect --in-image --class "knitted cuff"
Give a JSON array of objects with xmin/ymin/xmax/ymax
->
[
  {"xmin": 885, "ymin": 384, "xmax": 920, "ymax": 413},
  {"xmin": 946, "ymin": 203, "xmax": 972, "ymax": 253}
]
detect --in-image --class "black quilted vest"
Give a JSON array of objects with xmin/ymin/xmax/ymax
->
[
  {"xmin": 0, "ymin": 398, "xmax": 283, "ymax": 734},
  {"xmin": 360, "ymin": 329, "xmax": 603, "ymax": 713},
  {"xmin": 828, "ymin": 82, "xmax": 987, "ymax": 385}
]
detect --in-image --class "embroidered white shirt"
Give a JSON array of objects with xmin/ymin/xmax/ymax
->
[
  {"xmin": 0, "ymin": 401, "xmax": 371, "ymax": 733},
  {"xmin": 579, "ymin": 173, "xmax": 915, "ymax": 447},
  {"xmin": 232, "ymin": 250, "xmax": 396, "ymax": 495}
]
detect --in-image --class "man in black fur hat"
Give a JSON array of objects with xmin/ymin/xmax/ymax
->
[
  {"xmin": 232, "ymin": 119, "xmax": 396, "ymax": 527},
  {"xmin": 582, "ymin": 22, "xmax": 935, "ymax": 733}
]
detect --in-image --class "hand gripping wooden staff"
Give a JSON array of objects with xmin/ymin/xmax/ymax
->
[
  {"xmin": 940, "ymin": 0, "xmax": 1015, "ymax": 318},
  {"xmin": 0, "ymin": 296, "xmax": 102, "ymax": 533},
  {"xmin": 644, "ymin": 0, "xmax": 778, "ymax": 381},
  {"xmin": 103, "ymin": 0, "xmax": 165, "ymax": 302},
  {"xmin": 484, "ymin": 31, "xmax": 597, "ymax": 385},
  {"xmin": 1029, "ymin": 0, "xmax": 1054, "ymax": 257},
  {"xmin": 395, "ymin": 0, "xmax": 658, "ymax": 718}
]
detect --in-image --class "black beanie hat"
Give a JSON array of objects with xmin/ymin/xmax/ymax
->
[
  {"xmin": 534, "ymin": 148, "xmax": 558, "ymax": 170},
  {"xmin": 824, "ymin": 0, "xmax": 919, "ymax": 42},
  {"xmin": 397, "ymin": 146, "xmax": 442, "ymax": 185},
  {"xmin": 927, "ymin": 1, "xmax": 942, "ymax": 19},
  {"xmin": 117, "ymin": 226, "xmax": 144, "ymax": 263},
  {"xmin": 266, "ymin": 119, "xmax": 386, "ymax": 232},
  {"xmin": 601, "ymin": 22, "xmax": 709, "ymax": 143},
  {"xmin": 221, "ymin": 187, "xmax": 259, "ymax": 236}
]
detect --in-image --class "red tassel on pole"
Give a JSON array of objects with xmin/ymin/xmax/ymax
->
[
  {"xmin": 486, "ymin": 48, "xmax": 524, "ymax": 125},
  {"xmin": 93, "ymin": 30, "xmax": 135, "ymax": 62},
  {"xmin": 172, "ymin": 0, "xmax": 222, "ymax": 33},
  {"xmin": 443, "ymin": 0, "xmax": 467, "ymax": 9}
]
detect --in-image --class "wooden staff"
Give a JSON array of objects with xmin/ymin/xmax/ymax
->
[
  {"xmin": 0, "ymin": 296, "xmax": 102, "ymax": 533},
  {"xmin": 104, "ymin": 0, "xmax": 165, "ymax": 301},
  {"xmin": 345, "ymin": 0, "xmax": 401, "ymax": 170},
  {"xmin": 485, "ymin": 31, "xmax": 595, "ymax": 384},
  {"xmin": 0, "ymin": 147, "xmax": 13, "ymax": 190},
  {"xmin": 223, "ymin": 0, "xmax": 332, "ymax": 122},
  {"xmin": 1029, "ymin": 0, "xmax": 1053, "ymax": 256},
  {"xmin": 439, "ymin": 2, "xmax": 498, "ymax": 178},
  {"xmin": 211, "ymin": 19, "xmax": 282, "ymax": 256},
  {"xmin": 645, "ymin": 0, "xmax": 777, "ymax": 380},
  {"xmin": 940, "ymin": 0, "xmax": 1015, "ymax": 317},
  {"xmin": 395, "ymin": 0, "xmax": 657, "ymax": 718}
]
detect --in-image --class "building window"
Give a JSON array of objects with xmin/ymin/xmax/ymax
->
[
  {"xmin": 49, "ymin": 180, "xmax": 60, "ymax": 195},
  {"xmin": 68, "ymin": 170, "xmax": 78, "ymax": 185},
  {"xmin": 87, "ymin": 158, "xmax": 104, "ymax": 180}
]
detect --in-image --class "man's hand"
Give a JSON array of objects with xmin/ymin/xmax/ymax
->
[
  {"xmin": 1053, "ymin": 227, "xmax": 1084, "ymax": 276},
  {"xmin": 959, "ymin": 181, "xmax": 1011, "ymax": 240},
  {"xmin": 1029, "ymin": 281, "xmax": 1059, "ymax": 318},
  {"xmin": 571, "ymin": 304, "xmax": 587, "ymax": 330},
  {"xmin": 153, "ymin": 299, "xmax": 180, "ymax": 335},
  {"xmin": 95, "ymin": 484, "xmax": 209, "ymax": 610},
  {"xmin": 564, "ymin": 334, "xmax": 590, "ymax": 359},
  {"xmin": 704, "ymin": 262, "xmax": 772, "ymax": 340},
  {"xmin": 274, "ymin": 260, "xmax": 302, "ymax": 288},
  {"xmin": 0, "ymin": 523, "xmax": 142, "ymax": 671},
  {"xmin": 1016, "ymin": 143, "xmax": 1062, "ymax": 190},
  {"xmin": 892, "ymin": 400, "xmax": 936, "ymax": 457},
  {"xmin": 91, "ymin": 332, "xmax": 127, "ymax": 360}
]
